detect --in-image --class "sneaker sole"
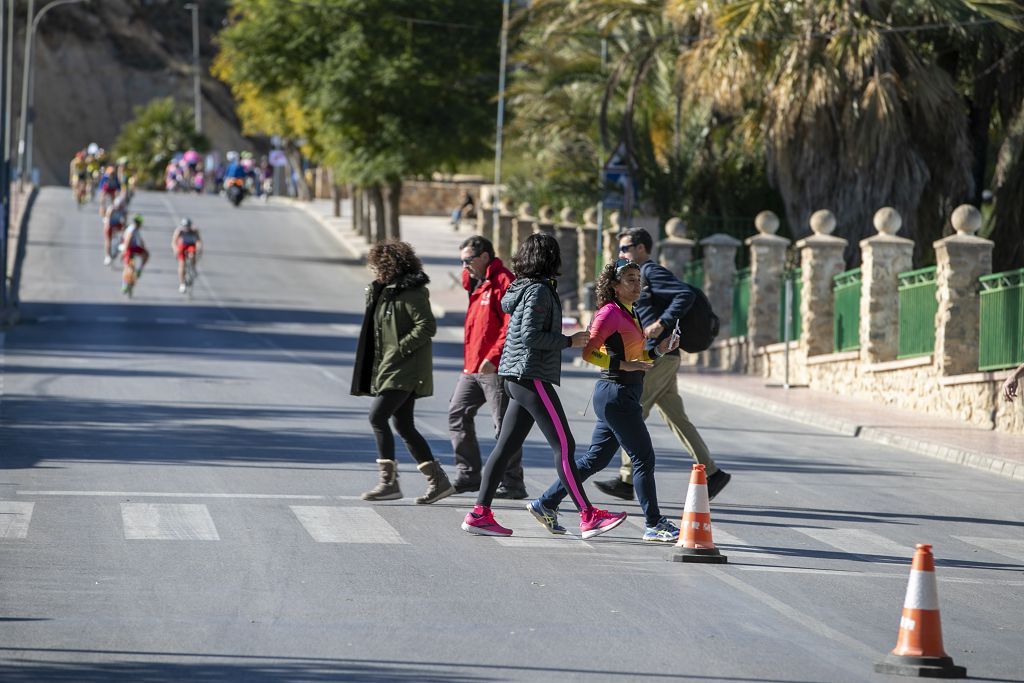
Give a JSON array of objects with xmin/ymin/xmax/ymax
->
[
  {"xmin": 581, "ymin": 515, "xmax": 627, "ymax": 540},
  {"xmin": 526, "ymin": 503, "xmax": 567, "ymax": 535},
  {"xmin": 360, "ymin": 492, "xmax": 402, "ymax": 501},
  {"xmin": 415, "ymin": 485, "xmax": 456, "ymax": 505},
  {"xmin": 642, "ymin": 534, "xmax": 680, "ymax": 543},
  {"xmin": 461, "ymin": 521, "xmax": 513, "ymax": 537}
]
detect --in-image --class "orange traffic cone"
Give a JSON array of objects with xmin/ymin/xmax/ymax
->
[
  {"xmin": 668, "ymin": 464, "xmax": 727, "ymax": 564},
  {"xmin": 874, "ymin": 544, "xmax": 966, "ymax": 678}
]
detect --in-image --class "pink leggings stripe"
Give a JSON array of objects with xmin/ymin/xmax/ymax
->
[{"xmin": 533, "ymin": 379, "xmax": 586, "ymax": 510}]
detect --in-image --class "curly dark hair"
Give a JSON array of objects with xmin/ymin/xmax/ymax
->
[
  {"xmin": 367, "ymin": 240, "xmax": 424, "ymax": 284},
  {"xmin": 596, "ymin": 261, "xmax": 640, "ymax": 308},
  {"xmin": 511, "ymin": 233, "xmax": 561, "ymax": 279}
]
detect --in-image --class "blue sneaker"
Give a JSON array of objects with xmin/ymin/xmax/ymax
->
[
  {"xmin": 526, "ymin": 499, "xmax": 567, "ymax": 535},
  {"xmin": 642, "ymin": 517, "xmax": 680, "ymax": 543}
]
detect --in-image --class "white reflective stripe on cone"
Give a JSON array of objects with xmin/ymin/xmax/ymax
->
[
  {"xmin": 903, "ymin": 569, "xmax": 940, "ymax": 610},
  {"xmin": 683, "ymin": 483, "xmax": 710, "ymax": 514}
]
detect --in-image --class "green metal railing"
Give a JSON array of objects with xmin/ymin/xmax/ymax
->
[
  {"xmin": 979, "ymin": 268, "xmax": 1024, "ymax": 371},
  {"xmin": 833, "ymin": 268, "xmax": 862, "ymax": 352},
  {"xmin": 779, "ymin": 268, "xmax": 802, "ymax": 343},
  {"xmin": 682, "ymin": 259, "xmax": 704, "ymax": 288},
  {"xmin": 731, "ymin": 267, "xmax": 750, "ymax": 337},
  {"xmin": 897, "ymin": 266, "xmax": 937, "ymax": 359}
]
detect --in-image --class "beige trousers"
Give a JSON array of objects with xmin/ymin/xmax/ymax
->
[{"xmin": 618, "ymin": 353, "xmax": 717, "ymax": 483}]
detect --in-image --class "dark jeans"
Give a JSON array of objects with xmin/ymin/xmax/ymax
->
[
  {"xmin": 369, "ymin": 390, "xmax": 433, "ymax": 465},
  {"xmin": 477, "ymin": 378, "xmax": 591, "ymax": 511},
  {"xmin": 448, "ymin": 372, "xmax": 523, "ymax": 488},
  {"xmin": 539, "ymin": 381, "xmax": 662, "ymax": 526}
]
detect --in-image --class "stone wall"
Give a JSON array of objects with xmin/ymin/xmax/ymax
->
[{"xmin": 399, "ymin": 180, "xmax": 485, "ymax": 216}]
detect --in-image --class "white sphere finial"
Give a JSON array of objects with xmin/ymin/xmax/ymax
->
[
  {"xmin": 951, "ymin": 204, "xmax": 982, "ymax": 236},
  {"xmin": 809, "ymin": 210, "xmax": 836, "ymax": 236},
  {"xmin": 873, "ymin": 207, "xmax": 902, "ymax": 236},
  {"xmin": 755, "ymin": 210, "xmax": 780, "ymax": 235},
  {"xmin": 665, "ymin": 217, "xmax": 687, "ymax": 238}
]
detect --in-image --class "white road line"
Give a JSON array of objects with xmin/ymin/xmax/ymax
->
[
  {"xmin": 953, "ymin": 536, "xmax": 1024, "ymax": 563},
  {"xmin": 493, "ymin": 510, "xmax": 594, "ymax": 548},
  {"xmin": 121, "ymin": 503, "xmax": 220, "ymax": 541},
  {"xmin": 37, "ymin": 315, "xmax": 67, "ymax": 323},
  {"xmin": 18, "ymin": 490, "xmax": 325, "ymax": 500},
  {"xmin": 0, "ymin": 502, "xmax": 35, "ymax": 539},
  {"xmin": 290, "ymin": 506, "xmax": 406, "ymax": 544},
  {"xmin": 793, "ymin": 527, "xmax": 911, "ymax": 558},
  {"xmin": 735, "ymin": 565, "xmax": 1024, "ymax": 586},
  {"xmin": 97, "ymin": 316, "xmax": 127, "ymax": 323}
]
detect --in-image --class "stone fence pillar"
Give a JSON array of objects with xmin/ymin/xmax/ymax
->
[
  {"xmin": 536, "ymin": 206, "xmax": 556, "ymax": 236},
  {"xmin": 475, "ymin": 188, "xmax": 495, "ymax": 236},
  {"xmin": 934, "ymin": 204, "xmax": 994, "ymax": 376},
  {"xmin": 797, "ymin": 210, "xmax": 848, "ymax": 356},
  {"xmin": 745, "ymin": 211, "xmax": 789, "ymax": 349},
  {"xmin": 700, "ymin": 234, "xmax": 742, "ymax": 333},
  {"xmin": 556, "ymin": 207, "xmax": 580, "ymax": 310},
  {"xmin": 577, "ymin": 207, "xmax": 598, "ymax": 304},
  {"xmin": 860, "ymin": 208, "xmax": 914, "ymax": 363},
  {"xmin": 655, "ymin": 218, "xmax": 694, "ymax": 277},
  {"xmin": 603, "ymin": 210, "xmax": 621, "ymax": 266},
  {"xmin": 513, "ymin": 203, "xmax": 535, "ymax": 255},
  {"xmin": 494, "ymin": 197, "xmax": 515, "ymax": 261}
]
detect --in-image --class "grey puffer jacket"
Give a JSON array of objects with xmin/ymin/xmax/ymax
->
[{"xmin": 497, "ymin": 278, "xmax": 569, "ymax": 385}]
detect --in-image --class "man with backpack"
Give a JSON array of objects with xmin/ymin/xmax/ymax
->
[{"xmin": 595, "ymin": 228, "xmax": 732, "ymax": 501}]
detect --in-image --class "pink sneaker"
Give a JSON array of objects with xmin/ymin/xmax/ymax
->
[
  {"xmin": 580, "ymin": 507, "xmax": 627, "ymax": 539},
  {"xmin": 461, "ymin": 506, "xmax": 513, "ymax": 537}
]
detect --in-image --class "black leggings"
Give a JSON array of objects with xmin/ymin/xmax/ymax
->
[
  {"xmin": 369, "ymin": 390, "xmax": 433, "ymax": 465},
  {"xmin": 477, "ymin": 378, "xmax": 591, "ymax": 511}
]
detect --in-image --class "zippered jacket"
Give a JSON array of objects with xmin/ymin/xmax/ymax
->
[
  {"xmin": 497, "ymin": 278, "xmax": 568, "ymax": 385},
  {"xmin": 462, "ymin": 258, "xmax": 514, "ymax": 373}
]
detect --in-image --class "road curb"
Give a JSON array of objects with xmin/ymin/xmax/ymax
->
[
  {"xmin": 273, "ymin": 197, "xmax": 450, "ymax": 321},
  {"xmin": 677, "ymin": 376, "xmax": 1024, "ymax": 482}
]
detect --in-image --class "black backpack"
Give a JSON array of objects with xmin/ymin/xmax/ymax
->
[
  {"xmin": 677, "ymin": 285, "xmax": 720, "ymax": 353},
  {"xmin": 640, "ymin": 262, "xmax": 720, "ymax": 353}
]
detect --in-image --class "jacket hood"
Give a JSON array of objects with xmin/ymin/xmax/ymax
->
[
  {"xmin": 501, "ymin": 277, "xmax": 548, "ymax": 314},
  {"xmin": 385, "ymin": 271, "xmax": 430, "ymax": 292}
]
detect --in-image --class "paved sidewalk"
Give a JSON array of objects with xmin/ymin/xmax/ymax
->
[{"xmin": 284, "ymin": 196, "xmax": 1024, "ymax": 482}]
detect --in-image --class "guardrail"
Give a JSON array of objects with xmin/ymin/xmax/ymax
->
[
  {"xmin": 731, "ymin": 267, "xmax": 750, "ymax": 337},
  {"xmin": 779, "ymin": 268, "xmax": 802, "ymax": 343},
  {"xmin": 833, "ymin": 267, "xmax": 862, "ymax": 352},
  {"xmin": 979, "ymin": 267, "xmax": 1024, "ymax": 371},
  {"xmin": 897, "ymin": 266, "xmax": 937, "ymax": 359}
]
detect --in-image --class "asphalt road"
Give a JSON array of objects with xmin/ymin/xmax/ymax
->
[{"xmin": 1, "ymin": 188, "xmax": 1022, "ymax": 683}]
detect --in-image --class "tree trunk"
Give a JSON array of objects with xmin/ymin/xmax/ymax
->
[
  {"xmin": 369, "ymin": 184, "xmax": 387, "ymax": 243},
  {"xmin": 991, "ymin": 106, "xmax": 1024, "ymax": 272},
  {"xmin": 328, "ymin": 169, "xmax": 342, "ymax": 218},
  {"xmin": 283, "ymin": 139, "xmax": 312, "ymax": 201},
  {"xmin": 351, "ymin": 185, "xmax": 361, "ymax": 233},
  {"xmin": 385, "ymin": 178, "xmax": 402, "ymax": 240}
]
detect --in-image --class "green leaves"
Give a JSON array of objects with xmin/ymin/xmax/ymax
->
[{"xmin": 112, "ymin": 98, "xmax": 209, "ymax": 189}]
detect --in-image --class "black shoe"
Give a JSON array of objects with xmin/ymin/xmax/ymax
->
[
  {"xmin": 594, "ymin": 477, "xmax": 634, "ymax": 501},
  {"xmin": 494, "ymin": 484, "xmax": 528, "ymax": 500},
  {"xmin": 707, "ymin": 469, "xmax": 732, "ymax": 501},
  {"xmin": 453, "ymin": 479, "xmax": 480, "ymax": 494}
]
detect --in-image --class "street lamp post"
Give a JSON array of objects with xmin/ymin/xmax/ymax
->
[
  {"xmin": 491, "ymin": 0, "xmax": 509, "ymax": 226},
  {"xmin": 184, "ymin": 2, "xmax": 202, "ymax": 134},
  {"xmin": 16, "ymin": 0, "xmax": 88, "ymax": 189}
]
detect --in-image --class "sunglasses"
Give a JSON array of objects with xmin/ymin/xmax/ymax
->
[
  {"xmin": 460, "ymin": 256, "xmax": 476, "ymax": 265},
  {"xmin": 614, "ymin": 258, "xmax": 637, "ymax": 276},
  {"xmin": 618, "ymin": 243, "xmax": 635, "ymax": 252}
]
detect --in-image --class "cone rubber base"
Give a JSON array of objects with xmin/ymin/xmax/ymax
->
[
  {"xmin": 874, "ymin": 654, "xmax": 966, "ymax": 678},
  {"xmin": 668, "ymin": 547, "xmax": 728, "ymax": 564}
]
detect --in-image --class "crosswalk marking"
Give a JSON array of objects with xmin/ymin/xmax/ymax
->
[
  {"xmin": 953, "ymin": 536, "xmax": 1024, "ymax": 563},
  {"xmin": 121, "ymin": 503, "xmax": 220, "ymax": 541},
  {"xmin": 0, "ymin": 502, "xmax": 34, "ymax": 539},
  {"xmin": 792, "ymin": 527, "xmax": 910, "ymax": 558},
  {"xmin": 493, "ymin": 510, "xmax": 594, "ymax": 548},
  {"xmin": 290, "ymin": 506, "xmax": 405, "ymax": 544}
]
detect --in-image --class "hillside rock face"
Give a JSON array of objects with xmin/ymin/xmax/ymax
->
[{"xmin": 17, "ymin": 0, "xmax": 247, "ymax": 185}]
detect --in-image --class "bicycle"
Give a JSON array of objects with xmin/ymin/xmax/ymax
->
[
  {"xmin": 122, "ymin": 253, "xmax": 144, "ymax": 298},
  {"xmin": 182, "ymin": 250, "xmax": 198, "ymax": 298}
]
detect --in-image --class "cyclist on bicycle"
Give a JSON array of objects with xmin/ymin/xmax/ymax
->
[
  {"xmin": 171, "ymin": 217, "xmax": 203, "ymax": 293},
  {"xmin": 98, "ymin": 165, "xmax": 122, "ymax": 216},
  {"xmin": 103, "ymin": 196, "xmax": 128, "ymax": 265},
  {"xmin": 121, "ymin": 214, "xmax": 149, "ymax": 294}
]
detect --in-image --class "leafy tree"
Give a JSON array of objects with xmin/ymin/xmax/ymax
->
[
  {"xmin": 214, "ymin": 0, "xmax": 502, "ymax": 239},
  {"xmin": 112, "ymin": 97, "xmax": 209, "ymax": 189}
]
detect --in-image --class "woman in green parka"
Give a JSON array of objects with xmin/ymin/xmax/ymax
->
[{"xmin": 351, "ymin": 240, "xmax": 455, "ymax": 504}]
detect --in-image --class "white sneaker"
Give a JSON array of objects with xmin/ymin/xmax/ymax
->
[
  {"xmin": 179, "ymin": 283, "xmax": 187, "ymax": 293},
  {"xmin": 103, "ymin": 255, "xmax": 112, "ymax": 266}
]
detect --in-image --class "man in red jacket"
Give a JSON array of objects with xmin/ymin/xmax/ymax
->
[{"xmin": 448, "ymin": 235, "xmax": 527, "ymax": 498}]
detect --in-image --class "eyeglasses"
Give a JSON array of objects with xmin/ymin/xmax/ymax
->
[
  {"xmin": 618, "ymin": 243, "xmax": 635, "ymax": 252},
  {"xmin": 614, "ymin": 258, "xmax": 636, "ymax": 276},
  {"xmin": 460, "ymin": 256, "xmax": 476, "ymax": 265}
]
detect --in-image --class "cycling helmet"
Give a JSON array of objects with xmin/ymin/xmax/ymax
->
[
  {"xmin": 226, "ymin": 150, "xmax": 239, "ymax": 161},
  {"xmin": 180, "ymin": 218, "xmax": 192, "ymax": 228},
  {"xmin": 132, "ymin": 214, "xmax": 143, "ymax": 225}
]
